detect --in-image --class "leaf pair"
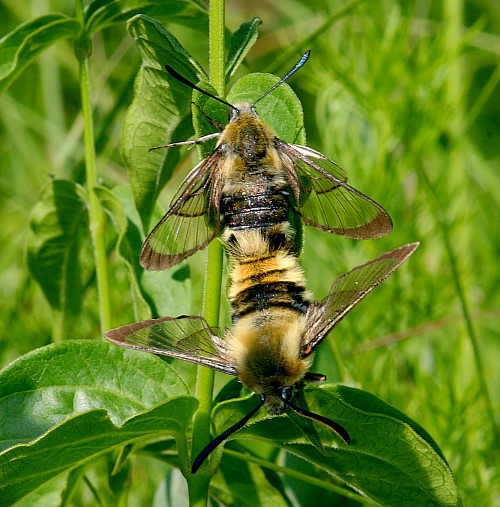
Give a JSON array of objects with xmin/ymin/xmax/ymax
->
[{"xmin": 0, "ymin": 341, "xmax": 460, "ymax": 506}]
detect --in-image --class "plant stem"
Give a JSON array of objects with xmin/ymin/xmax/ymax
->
[
  {"xmin": 209, "ymin": 1, "xmax": 226, "ymax": 96},
  {"xmin": 76, "ymin": 1, "xmax": 111, "ymax": 334},
  {"xmin": 189, "ymin": 0, "xmax": 225, "ymax": 505}
]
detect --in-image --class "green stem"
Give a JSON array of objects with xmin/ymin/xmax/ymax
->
[
  {"xmin": 76, "ymin": 2, "xmax": 111, "ymax": 334},
  {"xmin": 209, "ymin": 0, "xmax": 226, "ymax": 96},
  {"xmin": 189, "ymin": 0, "xmax": 225, "ymax": 505}
]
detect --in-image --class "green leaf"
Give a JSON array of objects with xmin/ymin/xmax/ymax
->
[
  {"xmin": 0, "ymin": 340, "xmax": 189, "ymax": 449},
  {"xmin": 0, "ymin": 340, "xmax": 197, "ymax": 504},
  {"xmin": 0, "ymin": 403, "xmax": 196, "ymax": 505},
  {"xmin": 227, "ymin": 73, "xmax": 306, "ymax": 145},
  {"xmin": 10, "ymin": 474, "xmax": 69, "ymax": 507},
  {"xmin": 121, "ymin": 14, "xmax": 207, "ymax": 231},
  {"xmin": 209, "ymin": 384, "xmax": 461, "ymax": 506},
  {"xmin": 191, "ymin": 69, "xmax": 306, "ymax": 149},
  {"xmin": 190, "ymin": 81, "xmax": 229, "ymax": 158},
  {"xmin": 141, "ymin": 265, "xmax": 192, "ymax": 317},
  {"xmin": 0, "ymin": 14, "xmax": 80, "ymax": 94},
  {"xmin": 85, "ymin": 0, "xmax": 208, "ymax": 34},
  {"xmin": 189, "ymin": 69, "xmax": 306, "ymax": 189},
  {"xmin": 225, "ymin": 17, "xmax": 262, "ymax": 80},
  {"xmin": 212, "ymin": 454, "xmax": 290, "ymax": 507},
  {"xmin": 26, "ymin": 180, "xmax": 88, "ymax": 339}
]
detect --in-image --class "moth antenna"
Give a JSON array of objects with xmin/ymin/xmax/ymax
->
[
  {"xmin": 280, "ymin": 394, "xmax": 350, "ymax": 445},
  {"xmin": 164, "ymin": 65, "xmax": 235, "ymax": 111},
  {"xmin": 252, "ymin": 50, "xmax": 310, "ymax": 107},
  {"xmin": 191, "ymin": 101, "xmax": 224, "ymax": 130},
  {"xmin": 191, "ymin": 398, "xmax": 265, "ymax": 474}
]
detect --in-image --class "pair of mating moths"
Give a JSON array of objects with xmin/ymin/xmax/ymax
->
[{"xmin": 105, "ymin": 51, "xmax": 418, "ymax": 473}]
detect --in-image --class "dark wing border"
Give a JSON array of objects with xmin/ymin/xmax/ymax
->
[
  {"xmin": 139, "ymin": 149, "xmax": 225, "ymax": 270},
  {"xmin": 276, "ymin": 139, "xmax": 392, "ymax": 239},
  {"xmin": 105, "ymin": 315, "xmax": 237, "ymax": 375},
  {"xmin": 301, "ymin": 243, "xmax": 419, "ymax": 355}
]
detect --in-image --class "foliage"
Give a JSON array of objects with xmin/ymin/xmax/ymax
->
[{"xmin": 0, "ymin": 0, "xmax": 498, "ymax": 505}]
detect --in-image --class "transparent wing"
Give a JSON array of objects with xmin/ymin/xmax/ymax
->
[
  {"xmin": 105, "ymin": 315, "xmax": 237, "ymax": 375},
  {"xmin": 277, "ymin": 140, "xmax": 392, "ymax": 239},
  {"xmin": 139, "ymin": 150, "xmax": 224, "ymax": 270},
  {"xmin": 302, "ymin": 243, "xmax": 419, "ymax": 355}
]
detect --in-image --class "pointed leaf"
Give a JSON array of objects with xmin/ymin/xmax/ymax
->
[
  {"xmin": 0, "ymin": 15, "xmax": 80, "ymax": 94},
  {"xmin": 26, "ymin": 180, "xmax": 88, "ymax": 336},
  {"xmin": 0, "ymin": 402, "xmax": 197, "ymax": 505},
  {"xmin": 121, "ymin": 14, "xmax": 207, "ymax": 230},
  {"xmin": 225, "ymin": 17, "xmax": 262, "ymax": 80},
  {"xmin": 0, "ymin": 340, "xmax": 189, "ymax": 450}
]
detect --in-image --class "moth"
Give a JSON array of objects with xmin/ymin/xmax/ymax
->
[
  {"xmin": 139, "ymin": 50, "xmax": 393, "ymax": 270},
  {"xmin": 106, "ymin": 242, "xmax": 418, "ymax": 472}
]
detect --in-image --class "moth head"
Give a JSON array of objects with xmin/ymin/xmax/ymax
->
[
  {"xmin": 260, "ymin": 385, "xmax": 295, "ymax": 415},
  {"xmin": 228, "ymin": 103, "xmax": 257, "ymax": 123},
  {"xmin": 191, "ymin": 379, "xmax": 350, "ymax": 474},
  {"xmin": 229, "ymin": 312, "xmax": 312, "ymax": 414}
]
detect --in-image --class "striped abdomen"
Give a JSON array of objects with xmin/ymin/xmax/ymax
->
[{"xmin": 225, "ymin": 226, "xmax": 311, "ymax": 323}]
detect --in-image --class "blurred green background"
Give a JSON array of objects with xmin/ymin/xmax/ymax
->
[{"xmin": 0, "ymin": 0, "xmax": 498, "ymax": 505}]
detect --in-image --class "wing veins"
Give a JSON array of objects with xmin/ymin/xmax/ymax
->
[
  {"xmin": 302, "ymin": 243, "xmax": 419, "ymax": 354},
  {"xmin": 276, "ymin": 139, "xmax": 392, "ymax": 238},
  {"xmin": 139, "ymin": 150, "xmax": 224, "ymax": 269},
  {"xmin": 105, "ymin": 315, "xmax": 237, "ymax": 375}
]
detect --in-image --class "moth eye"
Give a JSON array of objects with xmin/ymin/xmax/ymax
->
[{"xmin": 281, "ymin": 386, "xmax": 293, "ymax": 401}]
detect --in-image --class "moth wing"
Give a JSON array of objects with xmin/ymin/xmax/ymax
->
[
  {"xmin": 302, "ymin": 243, "xmax": 419, "ymax": 355},
  {"xmin": 105, "ymin": 315, "xmax": 237, "ymax": 375},
  {"xmin": 139, "ymin": 150, "xmax": 224, "ymax": 270},
  {"xmin": 277, "ymin": 140, "xmax": 392, "ymax": 239}
]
